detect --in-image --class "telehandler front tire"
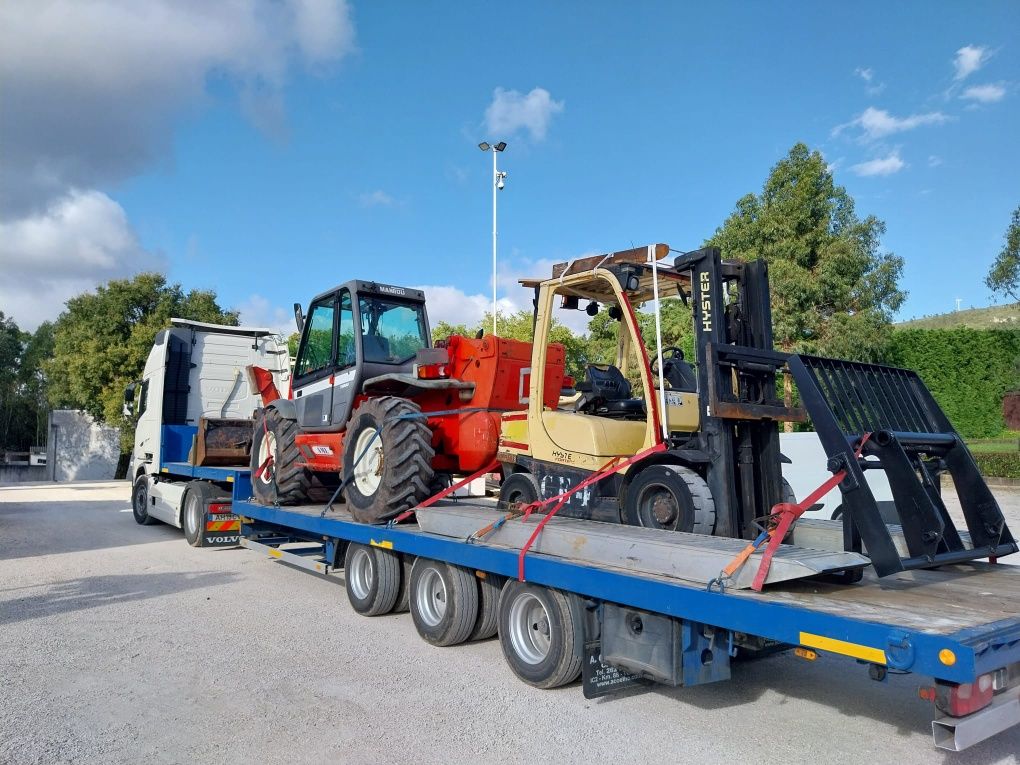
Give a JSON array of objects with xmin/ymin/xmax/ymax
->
[
  {"xmin": 251, "ymin": 408, "xmax": 310, "ymax": 506},
  {"xmin": 343, "ymin": 397, "xmax": 435, "ymax": 524}
]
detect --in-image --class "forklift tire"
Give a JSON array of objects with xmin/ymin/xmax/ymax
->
[
  {"xmin": 469, "ymin": 572, "xmax": 505, "ymax": 641},
  {"xmin": 498, "ymin": 581, "xmax": 583, "ymax": 688},
  {"xmin": 497, "ymin": 471, "xmax": 541, "ymax": 511},
  {"xmin": 343, "ymin": 397, "xmax": 435, "ymax": 524},
  {"xmin": 132, "ymin": 475, "xmax": 158, "ymax": 525},
  {"xmin": 251, "ymin": 408, "xmax": 310, "ymax": 506},
  {"xmin": 623, "ymin": 464, "xmax": 715, "ymax": 534},
  {"xmin": 344, "ymin": 543, "xmax": 401, "ymax": 616},
  {"xmin": 409, "ymin": 558, "xmax": 479, "ymax": 646}
]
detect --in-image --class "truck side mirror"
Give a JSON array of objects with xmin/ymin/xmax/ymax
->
[
  {"xmin": 123, "ymin": 382, "xmax": 136, "ymax": 417},
  {"xmin": 293, "ymin": 303, "xmax": 305, "ymax": 333}
]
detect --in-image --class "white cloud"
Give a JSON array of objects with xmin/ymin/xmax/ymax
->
[
  {"xmin": 0, "ymin": 0, "xmax": 356, "ymax": 215},
  {"xmin": 928, "ymin": 155, "xmax": 943, "ymax": 167},
  {"xmin": 853, "ymin": 67, "xmax": 885, "ymax": 95},
  {"xmin": 237, "ymin": 295, "xmax": 296, "ymax": 337},
  {"xmin": 833, "ymin": 106, "xmax": 949, "ymax": 141},
  {"xmin": 358, "ymin": 190, "xmax": 395, "ymax": 207},
  {"xmin": 418, "ymin": 286, "xmax": 518, "ymax": 330},
  {"xmin": 960, "ymin": 83, "xmax": 1006, "ymax": 103},
  {"xmin": 850, "ymin": 152, "xmax": 906, "ymax": 177},
  {"xmin": 855, "ymin": 67, "xmax": 874, "ymax": 83},
  {"xmin": 954, "ymin": 45, "xmax": 988, "ymax": 81},
  {"xmin": 0, "ymin": 190, "xmax": 163, "ymax": 329},
  {"xmin": 484, "ymin": 87, "xmax": 564, "ymax": 141}
]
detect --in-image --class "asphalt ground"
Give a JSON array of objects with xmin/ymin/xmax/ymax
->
[{"xmin": 1, "ymin": 481, "xmax": 1019, "ymax": 765}]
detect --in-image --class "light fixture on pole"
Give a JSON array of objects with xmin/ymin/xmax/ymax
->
[{"xmin": 479, "ymin": 140, "xmax": 507, "ymax": 336}]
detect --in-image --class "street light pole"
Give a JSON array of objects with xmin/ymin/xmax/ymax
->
[{"xmin": 479, "ymin": 141, "xmax": 507, "ymax": 337}]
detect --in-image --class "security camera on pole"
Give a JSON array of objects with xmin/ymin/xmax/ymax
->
[{"xmin": 478, "ymin": 141, "xmax": 507, "ymax": 337}]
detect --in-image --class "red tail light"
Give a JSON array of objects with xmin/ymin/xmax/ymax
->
[
  {"xmin": 935, "ymin": 674, "xmax": 995, "ymax": 717},
  {"xmin": 208, "ymin": 502, "xmax": 232, "ymax": 515},
  {"xmin": 416, "ymin": 363, "xmax": 449, "ymax": 380}
]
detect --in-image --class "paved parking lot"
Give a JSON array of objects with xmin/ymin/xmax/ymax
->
[{"xmin": 1, "ymin": 481, "xmax": 1019, "ymax": 765}]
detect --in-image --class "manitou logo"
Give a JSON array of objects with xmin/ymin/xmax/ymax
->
[
  {"xmin": 379, "ymin": 285, "xmax": 406, "ymax": 296},
  {"xmin": 699, "ymin": 271, "xmax": 712, "ymax": 333}
]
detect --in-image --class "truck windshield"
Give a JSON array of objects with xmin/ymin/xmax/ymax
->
[{"xmin": 359, "ymin": 297, "xmax": 428, "ymax": 364}]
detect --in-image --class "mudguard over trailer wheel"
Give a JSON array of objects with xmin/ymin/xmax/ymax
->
[
  {"xmin": 182, "ymin": 481, "xmax": 228, "ymax": 547},
  {"xmin": 344, "ymin": 543, "xmax": 401, "ymax": 616},
  {"xmin": 343, "ymin": 397, "xmax": 435, "ymax": 524},
  {"xmin": 409, "ymin": 558, "xmax": 479, "ymax": 646},
  {"xmin": 498, "ymin": 581, "xmax": 583, "ymax": 688},
  {"xmin": 251, "ymin": 408, "xmax": 311, "ymax": 506}
]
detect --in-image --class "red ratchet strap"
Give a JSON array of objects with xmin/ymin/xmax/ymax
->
[
  {"xmin": 388, "ymin": 458, "xmax": 500, "ymax": 526},
  {"xmin": 749, "ymin": 433, "xmax": 872, "ymax": 592},
  {"xmin": 516, "ymin": 442, "xmax": 667, "ymax": 581}
]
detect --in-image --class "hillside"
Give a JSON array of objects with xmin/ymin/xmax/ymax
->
[{"xmin": 898, "ymin": 302, "xmax": 1020, "ymax": 330}]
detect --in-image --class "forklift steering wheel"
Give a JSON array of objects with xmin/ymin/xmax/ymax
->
[{"xmin": 651, "ymin": 347, "xmax": 685, "ymax": 374}]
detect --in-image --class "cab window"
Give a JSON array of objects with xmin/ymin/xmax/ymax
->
[
  {"xmin": 295, "ymin": 299, "xmax": 335, "ymax": 378},
  {"xmin": 337, "ymin": 291, "xmax": 355, "ymax": 369},
  {"xmin": 359, "ymin": 297, "xmax": 428, "ymax": 364}
]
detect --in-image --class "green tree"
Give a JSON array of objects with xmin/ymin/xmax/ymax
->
[
  {"xmin": 47, "ymin": 273, "xmax": 238, "ymax": 450},
  {"xmin": 705, "ymin": 143, "xmax": 905, "ymax": 361},
  {"xmin": 0, "ymin": 315, "xmax": 54, "ymax": 451},
  {"xmin": 986, "ymin": 204, "xmax": 1020, "ymax": 302}
]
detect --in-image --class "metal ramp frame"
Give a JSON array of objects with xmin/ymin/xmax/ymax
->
[{"xmin": 788, "ymin": 354, "xmax": 1017, "ymax": 577}]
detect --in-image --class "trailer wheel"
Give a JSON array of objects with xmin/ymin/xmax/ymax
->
[
  {"xmin": 132, "ymin": 476, "xmax": 158, "ymax": 525},
  {"xmin": 343, "ymin": 397, "xmax": 435, "ymax": 524},
  {"xmin": 623, "ymin": 464, "xmax": 715, "ymax": 534},
  {"xmin": 497, "ymin": 471, "xmax": 541, "ymax": 511},
  {"xmin": 251, "ymin": 408, "xmax": 310, "ymax": 506},
  {"xmin": 498, "ymin": 581, "xmax": 582, "ymax": 688},
  {"xmin": 344, "ymin": 543, "xmax": 401, "ymax": 616},
  {"xmin": 182, "ymin": 483, "xmax": 208, "ymax": 546},
  {"xmin": 409, "ymin": 558, "xmax": 479, "ymax": 646},
  {"xmin": 469, "ymin": 572, "xmax": 504, "ymax": 641},
  {"xmin": 392, "ymin": 555, "xmax": 415, "ymax": 614}
]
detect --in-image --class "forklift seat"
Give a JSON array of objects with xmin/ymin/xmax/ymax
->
[{"xmin": 578, "ymin": 364, "xmax": 646, "ymax": 420}]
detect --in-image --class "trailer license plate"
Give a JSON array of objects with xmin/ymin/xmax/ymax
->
[{"xmin": 209, "ymin": 513, "xmax": 239, "ymax": 521}]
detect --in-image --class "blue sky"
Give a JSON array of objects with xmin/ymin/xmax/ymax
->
[{"xmin": 2, "ymin": 1, "xmax": 1017, "ymax": 332}]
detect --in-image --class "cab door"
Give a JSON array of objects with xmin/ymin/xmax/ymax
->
[
  {"xmin": 330, "ymin": 290, "xmax": 358, "ymax": 425},
  {"xmin": 293, "ymin": 295, "xmax": 336, "ymax": 428}
]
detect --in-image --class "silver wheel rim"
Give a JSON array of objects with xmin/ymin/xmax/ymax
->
[
  {"xmin": 349, "ymin": 548, "xmax": 374, "ymax": 600},
  {"xmin": 508, "ymin": 592, "xmax": 552, "ymax": 665},
  {"xmin": 352, "ymin": 427, "xmax": 383, "ymax": 496},
  {"xmin": 257, "ymin": 431, "xmax": 277, "ymax": 485},
  {"xmin": 415, "ymin": 567, "xmax": 447, "ymax": 627},
  {"xmin": 186, "ymin": 493, "xmax": 201, "ymax": 535}
]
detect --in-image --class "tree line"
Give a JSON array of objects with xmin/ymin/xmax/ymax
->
[{"xmin": 2, "ymin": 143, "xmax": 1016, "ymax": 453}]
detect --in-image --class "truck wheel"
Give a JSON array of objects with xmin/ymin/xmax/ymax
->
[
  {"xmin": 251, "ymin": 408, "xmax": 310, "ymax": 505},
  {"xmin": 409, "ymin": 558, "xmax": 479, "ymax": 646},
  {"xmin": 623, "ymin": 464, "xmax": 715, "ymax": 534},
  {"xmin": 497, "ymin": 471, "xmax": 541, "ymax": 511},
  {"xmin": 182, "ymin": 483, "xmax": 207, "ymax": 546},
  {"xmin": 392, "ymin": 555, "xmax": 415, "ymax": 613},
  {"xmin": 469, "ymin": 572, "xmax": 505, "ymax": 641},
  {"xmin": 132, "ymin": 475, "xmax": 158, "ymax": 525},
  {"xmin": 343, "ymin": 397, "xmax": 435, "ymax": 524},
  {"xmin": 498, "ymin": 581, "xmax": 582, "ymax": 688},
  {"xmin": 344, "ymin": 543, "xmax": 401, "ymax": 616}
]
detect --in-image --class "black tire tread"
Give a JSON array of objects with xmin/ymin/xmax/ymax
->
[
  {"xmin": 469, "ymin": 573, "xmax": 504, "ymax": 641},
  {"xmin": 251, "ymin": 408, "xmax": 311, "ymax": 505}
]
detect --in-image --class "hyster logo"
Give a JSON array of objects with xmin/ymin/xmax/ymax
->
[
  {"xmin": 699, "ymin": 271, "xmax": 712, "ymax": 333},
  {"xmin": 379, "ymin": 285, "xmax": 406, "ymax": 296}
]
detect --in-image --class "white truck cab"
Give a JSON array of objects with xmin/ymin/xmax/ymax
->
[{"xmin": 125, "ymin": 318, "xmax": 289, "ymax": 543}]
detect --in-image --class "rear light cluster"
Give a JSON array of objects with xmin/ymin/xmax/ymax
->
[
  {"xmin": 416, "ymin": 363, "xmax": 449, "ymax": 380},
  {"xmin": 208, "ymin": 502, "xmax": 232, "ymax": 515},
  {"xmin": 921, "ymin": 674, "xmax": 995, "ymax": 717}
]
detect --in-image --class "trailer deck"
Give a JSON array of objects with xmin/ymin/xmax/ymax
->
[{"xmin": 231, "ymin": 483, "xmax": 1020, "ymax": 687}]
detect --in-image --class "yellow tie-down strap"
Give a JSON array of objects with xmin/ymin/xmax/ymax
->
[{"xmin": 799, "ymin": 632, "xmax": 887, "ymax": 665}]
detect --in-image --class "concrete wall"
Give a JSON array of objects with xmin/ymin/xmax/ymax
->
[
  {"xmin": 0, "ymin": 465, "xmax": 48, "ymax": 483},
  {"xmin": 46, "ymin": 410, "xmax": 120, "ymax": 482}
]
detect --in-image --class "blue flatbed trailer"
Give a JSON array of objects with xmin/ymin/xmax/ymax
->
[{"xmin": 221, "ymin": 471, "xmax": 1020, "ymax": 751}]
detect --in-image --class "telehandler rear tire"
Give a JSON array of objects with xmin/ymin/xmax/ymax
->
[
  {"xmin": 251, "ymin": 408, "xmax": 310, "ymax": 506},
  {"xmin": 343, "ymin": 397, "xmax": 435, "ymax": 524}
]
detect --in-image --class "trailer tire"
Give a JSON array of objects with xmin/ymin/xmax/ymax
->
[
  {"xmin": 469, "ymin": 572, "xmax": 504, "ymax": 641},
  {"xmin": 251, "ymin": 408, "xmax": 310, "ymax": 506},
  {"xmin": 623, "ymin": 464, "xmax": 715, "ymax": 534},
  {"xmin": 392, "ymin": 555, "xmax": 415, "ymax": 614},
  {"xmin": 498, "ymin": 581, "xmax": 583, "ymax": 688},
  {"xmin": 344, "ymin": 543, "xmax": 401, "ymax": 616},
  {"xmin": 409, "ymin": 558, "xmax": 479, "ymax": 646},
  {"xmin": 132, "ymin": 475, "xmax": 158, "ymax": 525},
  {"xmin": 497, "ymin": 471, "xmax": 541, "ymax": 511}
]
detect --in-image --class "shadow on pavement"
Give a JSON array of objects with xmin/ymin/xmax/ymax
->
[{"xmin": 0, "ymin": 570, "xmax": 240, "ymax": 626}]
